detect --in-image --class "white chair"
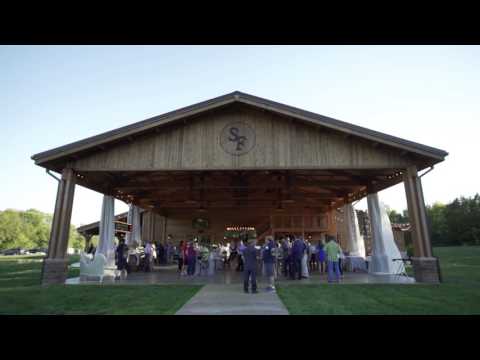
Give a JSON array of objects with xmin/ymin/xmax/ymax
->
[{"xmin": 80, "ymin": 252, "xmax": 107, "ymax": 282}]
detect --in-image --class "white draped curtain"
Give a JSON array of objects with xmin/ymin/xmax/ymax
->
[
  {"xmin": 343, "ymin": 203, "xmax": 366, "ymax": 258},
  {"xmin": 126, "ymin": 204, "xmax": 141, "ymax": 247},
  {"xmin": 367, "ymin": 193, "xmax": 405, "ymax": 274},
  {"xmin": 96, "ymin": 195, "xmax": 115, "ymax": 267}
]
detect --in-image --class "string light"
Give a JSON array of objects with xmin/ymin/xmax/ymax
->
[
  {"xmin": 226, "ymin": 226, "xmax": 255, "ymax": 231},
  {"xmin": 387, "ymin": 171, "xmax": 404, "ymax": 180}
]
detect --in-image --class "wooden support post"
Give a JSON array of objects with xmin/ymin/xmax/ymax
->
[
  {"xmin": 46, "ymin": 176, "xmax": 65, "ymax": 259},
  {"xmin": 403, "ymin": 165, "xmax": 441, "ymax": 283},
  {"xmin": 42, "ymin": 168, "xmax": 76, "ymax": 285},
  {"xmin": 56, "ymin": 168, "xmax": 76, "ymax": 258}
]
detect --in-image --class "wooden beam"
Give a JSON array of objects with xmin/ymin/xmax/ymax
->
[{"xmin": 114, "ymin": 179, "xmax": 367, "ymax": 192}]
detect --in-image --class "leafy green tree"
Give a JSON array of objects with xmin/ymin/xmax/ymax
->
[
  {"xmin": 23, "ymin": 209, "xmax": 52, "ymax": 248},
  {"xmin": 68, "ymin": 225, "xmax": 85, "ymax": 250},
  {"xmin": 387, "ymin": 208, "xmax": 409, "ymax": 224},
  {"xmin": 389, "ymin": 195, "xmax": 480, "ymax": 247},
  {"xmin": 0, "ymin": 208, "xmax": 88, "ymax": 251},
  {"xmin": 0, "ymin": 210, "xmax": 31, "ymax": 250},
  {"xmin": 444, "ymin": 194, "xmax": 480, "ymax": 246},
  {"xmin": 90, "ymin": 235, "xmax": 99, "ymax": 247},
  {"xmin": 426, "ymin": 202, "xmax": 448, "ymax": 246}
]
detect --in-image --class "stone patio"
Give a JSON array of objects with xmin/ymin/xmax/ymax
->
[{"xmin": 66, "ymin": 264, "xmax": 415, "ymax": 285}]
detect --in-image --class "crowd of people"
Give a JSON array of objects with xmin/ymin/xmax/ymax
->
[
  {"xmin": 276, "ymin": 234, "xmax": 345, "ymax": 282},
  {"xmin": 113, "ymin": 236, "xmax": 177, "ymax": 274},
  {"xmin": 114, "ymin": 233, "xmax": 347, "ymax": 291}
]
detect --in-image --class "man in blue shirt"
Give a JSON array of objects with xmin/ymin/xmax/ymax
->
[
  {"xmin": 263, "ymin": 236, "xmax": 276, "ymax": 292},
  {"xmin": 291, "ymin": 236, "xmax": 305, "ymax": 280},
  {"xmin": 281, "ymin": 238, "xmax": 290, "ymax": 277},
  {"xmin": 243, "ymin": 238, "xmax": 258, "ymax": 293}
]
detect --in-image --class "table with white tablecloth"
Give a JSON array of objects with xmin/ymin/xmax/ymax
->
[{"xmin": 344, "ymin": 256, "xmax": 367, "ymax": 272}]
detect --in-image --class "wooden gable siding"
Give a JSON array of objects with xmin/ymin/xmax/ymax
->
[{"xmin": 72, "ymin": 105, "xmax": 411, "ymax": 171}]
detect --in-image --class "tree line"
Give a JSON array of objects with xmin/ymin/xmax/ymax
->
[
  {"xmin": 0, "ymin": 209, "xmax": 85, "ymax": 251},
  {"xmin": 388, "ymin": 193, "xmax": 480, "ymax": 246}
]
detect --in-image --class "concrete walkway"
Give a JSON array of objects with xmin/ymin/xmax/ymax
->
[{"xmin": 176, "ymin": 284, "xmax": 289, "ymax": 315}]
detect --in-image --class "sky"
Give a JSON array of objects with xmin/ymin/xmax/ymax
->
[{"xmin": 1, "ymin": 45, "xmax": 479, "ymax": 226}]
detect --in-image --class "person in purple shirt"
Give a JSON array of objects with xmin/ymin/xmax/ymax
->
[{"xmin": 317, "ymin": 240, "xmax": 326, "ymax": 274}]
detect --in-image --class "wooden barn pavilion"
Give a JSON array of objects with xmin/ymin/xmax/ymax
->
[{"xmin": 31, "ymin": 91, "xmax": 448, "ymax": 285}]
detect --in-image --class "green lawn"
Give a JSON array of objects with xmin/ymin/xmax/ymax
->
[
  {"xmin": 2, "ymin": 246, "xmax": 479, "ymax": 315},
  {"xmin": 276, "ymin": 246, "xmax": 480, "ymax": 315},
  {"xmin": 0, "ymin": 254, "xmax": 201, "ymax": 315}
]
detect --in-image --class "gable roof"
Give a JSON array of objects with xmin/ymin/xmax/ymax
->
[{"xmin": 31, "ymin": 91, "xmax": 448, "ymax": 166}]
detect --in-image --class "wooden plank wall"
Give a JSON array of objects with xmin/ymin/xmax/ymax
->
[
  {"xmin": 73, "ymin": 105, "xmax": 411, "ymax": 171},
  {"xmin": 143, "ymin": 208, "xmax": 338, "ymax": 246},
  {"xmin": 164, "ymin": 209, "xmax": 270, "ymax": 245},
  {"xmin": 141, "ymin": 211, "xmax": 166, "ymax": 244}
]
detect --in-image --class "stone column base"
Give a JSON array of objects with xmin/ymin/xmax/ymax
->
[
  {"xmin": 369, "ymin": 254, "xmax": 390, "ymax": 273},
  {"xmin": 411, "ymin": 257, "xmax": 442, "ymax": 283},
  {"xmin": 41, "ymin": 258, "xmax": 69, "ymax": 285}
]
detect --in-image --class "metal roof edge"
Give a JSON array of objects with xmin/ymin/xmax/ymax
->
[
  {"xmin": 235, "ymin": 91, "xmax": 448, "ymax": 159},
  {"xmin": 31, "ymin": 91, "xmax": 240, "ymax": 162}
]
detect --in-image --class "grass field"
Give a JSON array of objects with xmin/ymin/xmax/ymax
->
[
  {"xmin": 1, "ymin": 246, "xmax": 479, "ymax": 315},
  {"xmin": 0, "ymin": 254, "xmax": 201, "ymax": 315},
  {"xmin": 276, "ymin": 246, "xmax": 480, "ymax": 315}
]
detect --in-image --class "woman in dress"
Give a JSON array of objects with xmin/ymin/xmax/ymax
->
[
  {"xmin": 301, "ymin": 238, "xmax": 309, "ymax": 278},
  {"xmin": 337, "ymin": 239, "xmax": 345, "ymax": 279},
  {"xmin": 317, "ymin": 239, "xmax": 326, "ymax": 274},
  {"xmin": 182, "ymin": 241, "xmax": 189, "ymax": 275},
  {"xmin": 262, "ymin": 236, "xmax": 276, "ymax": 291},
  {"xmin": 309, "ymin": 240, "xmax": 318, "ymax": 271},
  {"xmin": 177, "ymin": 240, "xmax": 185, "ymax": 274},
  {"xmin": 208, "ymin": 246, "xmax": 215, "ymax": 276}
]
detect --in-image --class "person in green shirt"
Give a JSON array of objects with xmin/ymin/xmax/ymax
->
[{"xmin": 324, "ymin": 235, "xmax": 341, "ymax": 283}]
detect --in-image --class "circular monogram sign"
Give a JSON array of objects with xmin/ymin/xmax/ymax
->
[{"xmin": 220, "ymin": 121, "xmax": 256, "ymax": 156}]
